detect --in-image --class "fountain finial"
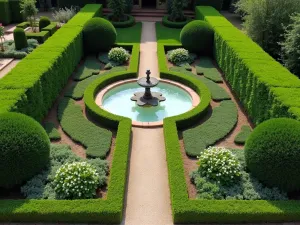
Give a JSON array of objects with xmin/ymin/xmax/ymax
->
[{"xmin": 146, "ymin": 70, "xmax": 151, "ymax": 83}]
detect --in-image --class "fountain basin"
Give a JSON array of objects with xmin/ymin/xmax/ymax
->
[{"xmin": 95, "ymin": 79, "xmax": 200, "ymax": 127}]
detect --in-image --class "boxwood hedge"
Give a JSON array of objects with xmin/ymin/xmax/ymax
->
[{"xmin": 196, "ymin": 6, "xmax": 300, "ymax": 124}]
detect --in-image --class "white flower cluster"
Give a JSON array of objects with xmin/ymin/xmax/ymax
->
[
  {"xmin": 167, "ymin": 48, "xmax": 190, "ymax": 65},
  {"xmin": 198, "ymin": 147, "xmax": 241, "ymax": 185},
  {"xmin": 108, "ymin": 47, "xmax": 130, "ymax": 65},
  {"xmin": 54, "ymin": 162, "xmax": 99, "ymax": 199}
]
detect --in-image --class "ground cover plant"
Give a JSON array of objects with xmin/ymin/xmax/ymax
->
[
  {"xmin": 115, "ymin": 22, "xmax": 142, "ymax": 43},
  {"xmin": 44, "ymin": 122, "xmax": 61, "ymax": 140},
  {"xmin": 0, "ymin": 38, "xmax": 38, "ymax": 59},
  {"xmin": 73, "ymin": 56, "xmax": 101, "ymax": 81},
  {"xmin": 183, "ymin": 100, "xmax": 238, "ymax": 157},
  {"xmin": 196, "ymin": 57, "xmax": 223, "ymax": 83},
  {"xmin": 58, "ymin": 98, "xmax": 112, "ymax": 159},
  {"xmin": 234, "ymin": 125, "xmax": 251, "ymax": 144},
  {"xmin": 21, "ymin": 144, "xmax": 108, "ymax": 199},
  {"xmin": 191, "ymin": 148, "xmax": 288, "ymax": 200}
]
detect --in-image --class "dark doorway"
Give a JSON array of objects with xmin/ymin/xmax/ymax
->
[{"xmin": 142, "ymin": 0, "xmax": 156, "ymax": 8}]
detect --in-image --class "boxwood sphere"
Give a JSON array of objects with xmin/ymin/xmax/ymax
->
[
  {"xmin": 245, "ymin": 118, "xmax": 300, "ymax": 192},
  {"xmin": 0, "ymin": 112, "xmax": 50, "ymax": 188},
  {"xmin": 180, "ymin": 20, "xmax": 214, "ymax": 54},
  {"xmin": 39, "ymin": 16, "xmax": 51, "ymax": 31},
  {"xmin": 83, "ymin": 17, "xmax": 117, "ymax": 54}
]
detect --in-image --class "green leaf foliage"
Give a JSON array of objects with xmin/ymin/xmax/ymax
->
[
  {"xmin": 196, "ymin": 57, "xmax": 223, "ymax": 83},
  {"xmin": 245, "ymin": 118, "xmax": 300, "ymax": 192},
  {"xmin": 183, "ymin": 100, "xmax": 238, "ymax": 157},
  {"xmin": 170, "ymin": 66, "xmax": 230, "ymax": 101},
  {"xmin": 44, "ymin": 122, "xmax": 61, "ymax": 140},
  {"xmin": 116, "ymin": 22, "xmax": 142, "ymax": 44},
  {"xmin": 156, "ymin": 22, "xmax": 181, "ymax": 44},
  {"xmin": 234, "ymin": 125, "xmax": 252, "ymax": 145},
  {"xmin": 0, "ymin": 0, "xmax": 11, "ymax": 25},
  {"xmin": 73, "ymin": 56, "xmax": 101, "ymax": 81},
  {"xmin": 57, "ymin": 97, "xmax": 112, "ymax": 159},
  {"xmin": 0, "ymin": 112, "xmax": 50, "ymax": 188},
  {"xmin": 196, "ymin": 6, "xmax": 300, "ymax": 124}
]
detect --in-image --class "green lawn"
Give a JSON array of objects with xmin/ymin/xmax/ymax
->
[
  {"xmin": 156, "ymin": 22, "xmax": 181, "ymax": 44},
  {"xmin": 116, "ymin": 22, "xmax": 142, "ymax": 44}
]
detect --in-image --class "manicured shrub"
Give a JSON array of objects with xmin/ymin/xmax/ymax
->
[
  {"xmin": 0, "ymin": 112, "xmax": 50, "ymax": 188},
  {"xmin": 83, "ymin": 17, "xmax": 116, "ymax": 54},
  {"xmin": 197, "ymin": 147, "xmax": 241, "ymax": 185},
  {"xmin": 245, "ymin": 118, "xmax": 300, "ymax": 192},
  {"xmin": 124, "ymin": 0, "xmax": 133, "ymax": 13},
  {"xmin": 54, "ymin": 162, "xmax": 100, "ymax": 199},
  {"xmin": 13, "ymin": 27, "xmax": 28, "ymax": 50},
  {"xmin": 180, "ymin": 20, "xmax": 214, "ymax": 54},
  {"xmin": 169, "ymin": 0, "xmax": 186, "ymax": 22},
  {"xmin": 108, "ymin": 0, "xmax": 125, "ymax": 22},
  {"xmin": 108, "ymin": 47, "xmax": 130, "ymax": 65},
  {"xmin": 39, "ymin": 16, "xmax": 51, "ymax": 31},
  {"xmin": 167, "ymin": 48, "xmax": 190, "ymax": 65}
]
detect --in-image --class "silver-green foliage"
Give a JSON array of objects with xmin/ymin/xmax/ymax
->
[
  {"xmin": 236, "ymin": 0, "xmax": 300, "ymax": 59},
  {"xmin": 0, "ymin": 39, "xmax": 38, "ymax": 59},
  {"xmin": 281, "ymin": 13, "xmax": 300, "ymax": 76},
  {"xmin": 52, "ymin": 6, "xmax": 77, "ymax": 24},
  {"xmin": 21, "ymin": 144, "xmax": 109, "ymax": 199}
]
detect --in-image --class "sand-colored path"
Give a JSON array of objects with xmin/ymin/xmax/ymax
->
[{"xmin": 122, "ymin": 22, "xmax": 173, "ymax": 225}]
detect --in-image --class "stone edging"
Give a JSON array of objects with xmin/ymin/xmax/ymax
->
[
  {"xmin": 95, "ymin": 78, "xmax": 200, "ymax": 128},
  {"xmin": 0, "ymin": 58, "xmax": 14, "ymax": 71}
]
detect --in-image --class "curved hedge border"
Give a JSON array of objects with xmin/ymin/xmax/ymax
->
[
  {"xmin": 158, "ymin": 16, "xmax": 300, "ymax": 223},
  {"xmin": 162, "ymin": 15, "xmax": 193, "ymax": 28},
  {"xmin": 107, "ymin": 14, "xmax": 135, "ymax": 28}
]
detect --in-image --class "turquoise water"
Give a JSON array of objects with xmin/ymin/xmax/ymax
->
[{"xmin": 102, "ymin": 82, "xmax": 193, "ymax": 122}]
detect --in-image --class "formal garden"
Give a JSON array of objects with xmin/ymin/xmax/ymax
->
[{"xmin": 1, "ymin": 0, "xmax": 300, "ymax": 224}]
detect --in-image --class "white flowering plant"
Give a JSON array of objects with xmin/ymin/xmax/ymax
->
[
  {"xmin": 197, "ymin": 147, "xmax": 241, "ymax": 185},
  {"xmin": 108, "ymin": 47, "xmax": 130, "ymax": 65},
  {"xmin": 54, "ymin": 162, "xmax": 99, "ymax": 199},
  {"xmin": 167, "ymin": 48, "xmax": 190, "ymax": 65}
]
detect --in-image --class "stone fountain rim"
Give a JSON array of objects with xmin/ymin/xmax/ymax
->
[{"xmin": 95, "ymin": 78, "xmax": 200, "ymax": 128}]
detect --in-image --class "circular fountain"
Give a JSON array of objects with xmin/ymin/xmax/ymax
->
[
  {"xmin": 96, "ymin": 70, "xmax": 200, "ymax": 127},
  {"xmin": 131, "ymin": 70, "xmax": 166, "ymax": 106}
]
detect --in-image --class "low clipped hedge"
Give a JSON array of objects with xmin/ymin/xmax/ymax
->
[
  {"xmin": 0, "ymin": 4, "xmax": 101, "ymax": 121},
  {"xmin": 26, "ymin": 30, "xmax": 50, "ymax": 43},
  {"xmin": 107, "ymin": 14, "xmax": 135, "ymax": 28},
  {"xmin": 196, "ymin": 6, "xmax": 300, "ymax": 124},
  {"xmin": 162, "ymin": 15, "xmax": 192, "ymax": 28},
  {"xmin": 41, "ymin": 22, "xmax": 58, "ymax": 36},
  {"xmin": 0, "ymin": 0, "xmax": 11, "ymax": 25}
]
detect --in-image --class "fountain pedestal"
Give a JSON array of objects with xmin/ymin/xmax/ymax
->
[{"xmin": 131, "ymin": 70, "xmax": 166, "ymax": 106}]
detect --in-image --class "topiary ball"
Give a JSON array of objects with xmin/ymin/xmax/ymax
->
[
  {"xmin": 245, "ymin": 118, "xmax": 300, "ymax": 192},
  {"xmin": 0, "ymin": 112, "xmax": 50, "ymax": 188},
  {"xmin": 83, "ymin": 17, "xmax": 117, "ymax": 54},
  {"xmin": 180, "ymin": 20, "xmax": 214, "ymax": 54},
  {"xmin": 39, "ymin": 16, "xmax": 51, "ymax": 31},
  {"xmin": 13, "ymin": 27, "xmax": 28, "ymax": 50}
]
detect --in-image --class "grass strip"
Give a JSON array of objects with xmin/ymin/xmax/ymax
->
[
  {"xmin": 43, "ymin": 122, "xmax": 61, "ymax": 140},
  {"xmin": 234, "ymin": 125, "xmax": 252, "ymax": 145},
  {"xmin": 57, "ymin": 97, "xmax": 112, "ymax": 158},
  {"xmin": 73, "ymin": 56, "xmax": 101, "ymax": 81},
  {"xmin": 156, "ymin": 22, "xmax": 181, "ymax": 44},
  {"xmin": 116, "ymin": 22, "xmax": 142, "ymax": 44},
  {"xmin": 196, "ymin": 57, "xmax": 223, "ymax": 83},
  {"xmin": 183, "ymin": 100, "xmax": 238, "ymax": 157}
]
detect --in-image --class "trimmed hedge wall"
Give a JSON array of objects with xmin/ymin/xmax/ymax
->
[
  {"xmin": 0, "ymin": 4, "xmax": 101, "ymax": 121},
  {"xmin": 9, "ymin": 0, "xmax": 23, "ymax": 23},
  {"xmin": 0, "ymin": 0, "xmax": 11, "ymax": 25},
  {"xmin": 196, "ymin": 6, "xmax": 300, "ymax": 124}
]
